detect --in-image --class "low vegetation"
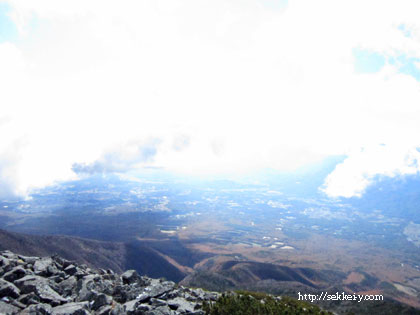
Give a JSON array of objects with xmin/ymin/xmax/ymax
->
[{"xmin": 203, "ymin": 290, "xmax": 333, "ymax": 315}]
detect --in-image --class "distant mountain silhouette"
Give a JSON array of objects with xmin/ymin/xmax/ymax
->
[
  {"xmin": 0, "ymin": 229, "xmax": 191, "ymax": 281},
  {"xmin": 180, "ymin": 256, "xmax": 345, "ymax": 292}
]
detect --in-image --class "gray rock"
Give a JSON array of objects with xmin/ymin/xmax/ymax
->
[
  {"xmin": 110, "ymin": 285, "xmax": 126, "ymax": 304},
  {"xmin": 136, "ymin": 304, "xmax": 151, "ymax": 312},
  {"xmin": 95, "ymin": 305, "xmax": 112, "ymax": 315},
  {"xmin": 10, "ymin": 299, "xmax": 26, "ymax": 310},
  {"xmin": 121, "ymin": 270, "xmax": 140, "ymax": 285},
  {"xmin": 183, "ymin": 292, "xmax": 197, "ymax": 302},
  {"xmin": 163, "ymin": 290, "xmax": 180, "ymax": 300},
  {"xmin": 51, "ymin": 256, "xmax": 71, "ymax": 270},
  {"xmin": 145, "ymin": 305, "xmax": 174, "ymax": 315},
  {"xmin": 109, "ymin": 302, "xmax": 125, "ymax": 315},
  {"xmin": 19, "ymin": 303, "xmax": 53, "ymax": 315},
  {"xmin": 0, "ymin": 251, "xmax": 219, "ymax": 315},
  {"xmin": 149, "ymin": 298, "xmax": 167, "ymax": 307},
  {"xmin": 203, "ymin": 291, "xmax": 219, "ymax": 301},
  {"xmin": 101, "ymin": 273, "xmax": 116, "ymax": 281},
  {"xmin": 35, "ymin": 284, "xmax": 67, "ymax": 306},
  {"xmin": 15, "ymin": 275, "xmax": 45, "ymax": 292},
  {"xmin": 190, "ymin": 288, "xmax": 206, "ymax": 301},
  {"xmin": 1, "ymin": 257, "xmax": 14, "ymax": 274},
  {"xmin": 1, "ymin": 250, "xmax": 17, "ymax": 259},
  {"xmin": 0, "ymin": 300, "xmax": 20, "ymax": 314},
  {"xmin": 17, "ymin": 292, "xmax": 41, "ymax": 305},
  {"xmin": 91, "ymin": 293, "xmax": 112, "ymax": 311},
  {"xmin": 144, "ymin": 280, "xmax": 175, "ymax": 298},
  {"xmin": 3, "ymin": 266, "xmax": 27, "ymax": 282},
  {"xmin": 74, "ymin": 271, "xmax": 89, "ymax": 281},
  {"xmin": 58, "ymin": 276, "xmax": 77, "ymax": 297},
  {"xmin": 0, "ymin": 279, "xmax": 21, "ymax": 299},
  {"xmin": 99, "ymin": 280, "xmax": 114, "ymax": 296},
  {"xmin": 79, "ymin": 264, "xmax": 88, "ymax": 270},
  {"xmin": 49, "ymin": 273, "xmax": 66, "ymax": 284},
  {"xmin": 136, "ymin": 293, "xmax": 150, "ymax": 303},
  {"xmin": 0, "ymin": 256, "xmax": 10, "ymax": 268},
  {"xmin": 167, "ymin": 297, "xmax": 197, "ymax": 313},
  {"xmin": 15, "ymin": 275, "xmax": 67, "ymax": 306},
  {"xmin": 123, "ymin": 300, "xmax": 140, "ymax": 314},
  {"xmin": 18, "ymin": 256, "xmax": 39, "ymax": 265},
  {"xmin": 34, "ymin": 258, "xmax": 55, "ymax": 276},
  {"xmin": 75, "ymin": 275, "xmax": 100, "ymax": 301},
  {"xmin": 51, "ymin": 302, "xmax": 90, "ymax": 315},
  {"xmin": 47, "ymin": 265, "xmax": 60, "ymax": 277},
  {"xmin": 112, "ymin": 285, "xmax": 143, "ymax": 304},
  {"xmin": 64, "ymin": 265, "xmax": 77, "ymax": 276}
]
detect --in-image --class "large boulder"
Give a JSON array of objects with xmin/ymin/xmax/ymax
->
[
  {"xmin": 0, "ymin": 256, "xmax": 13, "ymax": 274},
  {"xmin": 20, "ymin": 303, "xmax": 53, "ymax": 315},
  {"xmin": 51, "ymin": 302, "xmax": 90, "ymax": 315},
  {"xmin": 0, "ymin": 278, "xmax": 21, "ymax": 299},
  {"xmin": 145, "ymin": 305, "xmax": 175, "ymax": 315},
  {"xmin": 34, "ymin": 258, "xmax": 59, "ymax": 277},
  {"xmin": 1, "ymin": 250, "xmax": 17, "ymax": 259},
  {"xmin": 0, "ymin": 256, "xmax": 10, "ymax": 268},
  {"xmin": 124, "ymin": 299, "xmax": 152, "ymax": 315},
  {"xmin": 18, "ymin": 292, "xmax": 41, "ymax": 305},
  {"xmin": 15, "ymin": 275, "xmax": 67, "ymax": 306},
  {"xmin": 58, "ymin": 276, "xmax": 77, "ymax": 298},
  {"xmin": 91, "ymin": 293, "xmax": 112, "ymax": 311},
  {"xmin": 145, "ymin": 280, "xmax": 176, "ymax": 298},
  {"xmin": 64, "ymin": 265, "xmax": 78, "ymax": 276},
  {"xmin": 121, "ymin": 270, "xmax": 141, "ymax": 285},
  {"xmin": 167, "ymin": 297, "xmax": 198, "ymax": 313},
  {"xmin": 3, "ymin": 266, "xmax": 27, "ymax": 282},
  {"xmin": 0, "ymin": 300, "xmax": 20, "ymax": 314},
  {"xmin": 75, "ymin": 274, "xmax": 108, "ymax": 302}
]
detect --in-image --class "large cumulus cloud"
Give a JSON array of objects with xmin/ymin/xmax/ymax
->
[
  {"xmin": 322, "ymin": 145, "xmax": 420, "ymax": 198},
  {"xmin": 1, "ymin": 0, "xmax": 420, "ymax": 197}
]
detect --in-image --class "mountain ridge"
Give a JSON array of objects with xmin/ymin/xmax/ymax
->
[
  {"xmin": 1, "ymin": 229, "xmax": 419, "ymax": 314},
  {"xmin": 0, "ymin": 229, "xmax": 190, "ymax": 282},
  {"xmin": 0, "ymin": 249, "xmax": 334, "ymax": 315}
]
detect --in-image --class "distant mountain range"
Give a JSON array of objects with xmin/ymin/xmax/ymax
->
[
  {"xmin": 0, "ymin": 229, "xmax": 418, "ymax": 314},
  {"xmin": 1, "ymin": 159, "xmax": 420, "ymax": 314},
  {"xmin": 0, "ymin": 229, "xmax": 191, "ymax": 282}
]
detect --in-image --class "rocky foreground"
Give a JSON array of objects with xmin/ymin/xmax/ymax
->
[{"xmin": 0, "ymin": 250, "xmax": 220, "ymax": 314}]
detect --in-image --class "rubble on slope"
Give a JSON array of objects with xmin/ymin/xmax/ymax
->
[{"xmin": 0, "ymin": 250, "xmax": 220, "ymax": 315}]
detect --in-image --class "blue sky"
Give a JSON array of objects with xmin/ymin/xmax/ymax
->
[
  {"xmin": 0, "ymin": 2, "xmax": 17, "ymax": 43},
  {"xmin": 354, "ymin": 48, "xmax": 420, "ymax": 81},
  {"xmin": 353, "ymin": 23, "xmax": 420, "ymax": 81},
  {"xmin": 389, "ymin": 55, "xmax": 420, "ymax": 81},
  {"xmin": 353, "ymin": 49, "xmax": 386, "ymax": 73}
]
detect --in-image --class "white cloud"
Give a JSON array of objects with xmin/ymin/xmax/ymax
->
[
  {"xmin": 1, "ymin": 0, "xmax": 420, "ymax": 197},
  {"xmin": 72, "ymin": 138, "xmax": 161, "ymax": 175},
  {"xmin": 322, "ymin": 145, "xmax": 420, "ymax": 198}
]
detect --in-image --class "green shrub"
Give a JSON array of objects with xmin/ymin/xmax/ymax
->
[{"xmin": 203, "ymin": 291, "xmax": 333, "ymax": 315}]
